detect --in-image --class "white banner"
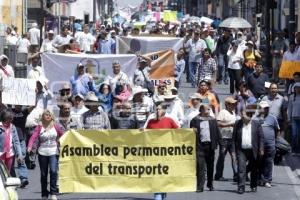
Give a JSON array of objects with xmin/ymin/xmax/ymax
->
[
  {"xmin": 117, "ymin": 36, "xmax": 183, "ymax": 54},
  {"xmin": 41, "ymin": 53, "xmax": 138, "ymax": 93},
  {"xmin": 1, "ymin": 77, "xmax": 36, "ymax": 106}
]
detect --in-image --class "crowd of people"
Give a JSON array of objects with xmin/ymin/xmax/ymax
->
[{"xmin": 0, "ymin": 18, "xmax": 300, "ymax": 200}]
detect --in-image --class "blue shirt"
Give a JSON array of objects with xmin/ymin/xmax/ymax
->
[
  {"xmin": 97, "ymin": 38, "xmax": 116, "ymax": 54},
  {"xmin": 70, "ymin": 74, "xmax": 96, "ymax": 96},
  {"xmin": 258, "ymin": 114, "xmax": 280, "ymax": 147}
]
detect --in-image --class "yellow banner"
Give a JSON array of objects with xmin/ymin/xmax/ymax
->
[
  {"xmin": 59, "ymin": 129, "xmax": 196, "ymax": 193},
  {"xmin": 279, "ymin": 60, "xmax": 300, "ymax": 79}
]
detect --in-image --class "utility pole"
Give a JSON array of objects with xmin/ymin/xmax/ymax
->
[
  {"xmin": 289, "ymin": 0, "xmax": 295, "ymax": 42},
  {"xmin": 265, "ymin": 0, "xmax": 272, "ymax": 70},
  {"xmin": 40, "ymin": 0, "xmax": 44, "ymax": 46}
]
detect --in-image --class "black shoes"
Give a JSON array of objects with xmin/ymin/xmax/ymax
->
[
  {"xmin": 196, "ymin": 188, "xmax": 204, "ymax": 193},
  {"xmin": 208, "ymin": 186, "xmax": 214, "ymax": 191},
  {"xmin": 215, "ymin": 177, "xmax": 228, "ymax": 181},
  {"xmin": 238, "ymin": 187, "xmax": 245, "ymax": 194},
  {"xmin": 20, "ymin": 179, "xmax": 29, "ymax": 188},
  {"xmin": 251, "ymin": 187, "xmax": 257, "ymax": 192}
]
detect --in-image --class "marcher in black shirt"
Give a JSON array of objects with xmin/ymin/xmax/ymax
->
[{"xmin": 247, "ymin": 62, "xmax": 269, "ymax": 99}]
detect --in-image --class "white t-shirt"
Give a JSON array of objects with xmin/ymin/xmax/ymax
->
[
  {"xmin": 17, "ymin": 38, "xmax": 31, "ymax": 53},
  {"xmin": 0, "ymin": 65, "xmax": 14, "ymax": 81},
  {"xmin": 38, "ymin": 126, "xmax": 58, "ymax": 156},
  {"xmin": 186, "ymin": 38, "xmax": 207, "ymax": 62},
  {"xmin": 40, "ymin": 38, "xmax": 56, "ymax": 53},
  {"xmin": 29, "ymin": 27, "xmax": 40, "ymax": 45},
  {"xmin": 27, "ymin": 65, "xmax": 45, "ymax": 80},
  {"xmin": 52, "ymin": 34, "xmax": 73, "ymax": 48},
  {"xmin": 217, "ymin": 109, "xmax": 237, "ymax": 139},
  {"xmin": 241, "ymin": 122, "xmax": 252, "ymax": 149},
  {"xmin": 71, "ymin": 106, "xmax": 89, "ymax": 122},
  {"xmin": 75, "ymin": 32, "xmax": 96, "ymax": 52},
  {"xmin": 6, "ymin": 35, "xmax": 19, "ymax": 45},
  {"xmin": 227, "ymin": 49, "xmax": 242, "ymax": 70}
]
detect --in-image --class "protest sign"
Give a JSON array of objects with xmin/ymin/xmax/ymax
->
[
  {"xmin": 163, "ymin": 10, "xmax": 178, "ymax": 22},
  {"xmin": 59, "ymin": 129, "xmax": 196, "ymax": 193},
  {"xmin": 41, "ymin": 53, "xmax": 138, "ymax": 92},
  {"xmin": 145, "ymin": 49, "xmax": 175, "ymax": 79},
  {"xmin": 1, "ymin": 77, "xmax": 36, "ymax": 106},
  {"xmin": 117, "ymin": 36, "xmax": 183, "ymax": 54}
]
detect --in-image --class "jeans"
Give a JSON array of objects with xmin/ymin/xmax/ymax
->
[
  {"xmin": 189, "ymin": 62, "xmax": 199, "ymax": 87},
  {"xmin": 237, "ymin": 149, "xmax": 258, "ymax": 189},
  {"xmin": 38, "ymin": 154, "xmax": 58, "ymax": 197},
  {"xmin": 197, "ymin": 143, "xmax": 215, "ymax": 190},
  {"xmin": 217, "ymin": 54, "xmax": 228, "ymax": 83},
  {"xmin": 261, "ymin": 146, "xmax": 276, "ymax": 183},
  {"xmin": 215, "ymin": 139, "xmax": 237, "ymax": 179},
  {"xmin": 291, "ymin": 119, "xmax": 300, "ymax": 152},
  {"xmin": 242, "ymin": 66, "xmax": 254, "ymax": 81},
  {"xmin": 154, "ymin": 193, "xmax": 167, "ymax": 200},
  {"xmin": 184, "ymin": 55, "xmax": 190, "ymax": 82},
  {"xmin": 228, "ymin": 69, "xmax": 241, "ymax": 94},
  {"xmin": 17, "ymin": 140, "xmax": 28, "ymax": 181},
  {"xmin": 273, "ymin": 57, "xmax": 282, "ymax": 83}
]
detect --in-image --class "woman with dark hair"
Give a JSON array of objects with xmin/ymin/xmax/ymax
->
[
  {"xmin": 97, "ymin": 83, "xmax": 113, "ymax": 113},
  {"xmin": 0, "ymin": 109, "xmax": 23, "ymax": 172},
  {"xmin": 27, "ymin": 109, "xmax": 64, "ymax": 200}
]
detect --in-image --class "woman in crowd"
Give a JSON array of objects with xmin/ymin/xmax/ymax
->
[
  {"xmin": 97, "ymin": 83, "xmax": 113, "ymax": 113},
  {"xmin": 0, "ymin": 109, "xmax": 23, "ymax": 172},
  {"xmin": 242, "ymin": 41, "xmax": 261, "ymax": 80},
  {"xmin": 227, "ymin": 40, "xmax": 242, "ymax": 94},
  {"xmin": 27, "ymin": 109, "xmax": 64, "ymax": 200}
]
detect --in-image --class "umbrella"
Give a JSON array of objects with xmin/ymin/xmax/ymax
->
[
  {"xmin": 200, "ymin": 16, "xmax": 213, "ymax": 24},
  {"xmin": 219, "ymin": 17, "xmax": 252, "ymax": 29},
  {"xmin": 187, "ymin": 16, "xmax": 201, "ymax": 23}
]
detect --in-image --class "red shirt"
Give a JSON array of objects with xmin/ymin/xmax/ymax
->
[{"xmin": 146, "ymin": 117, "xmax": 179, "ymax": 129}]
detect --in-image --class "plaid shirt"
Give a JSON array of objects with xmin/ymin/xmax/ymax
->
[
  {"xmin": 81, "ymin": 110, "xmax": 111, "ymax": 130},
  {"xmin": 198, "ymin": 58, "xmax": 217, "ymax": 82}
]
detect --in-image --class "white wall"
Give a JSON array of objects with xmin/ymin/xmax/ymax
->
[{"xmin": 69, "ymin": 0, "xmax": 93, "ymax": 20}]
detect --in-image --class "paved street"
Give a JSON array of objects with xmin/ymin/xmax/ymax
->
[{"xmin": 18, "ymin": 80, "xmax": 300, "ymax": 200}]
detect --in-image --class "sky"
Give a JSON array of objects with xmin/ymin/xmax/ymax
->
[{"xmin": 118, "ymin": 0, "xmax": 143, "ymax": 7}]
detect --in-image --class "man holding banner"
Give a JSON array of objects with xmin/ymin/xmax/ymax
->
[{"xmin": 146, "ymin": 102, "xmax": 179, "ymax": 200}]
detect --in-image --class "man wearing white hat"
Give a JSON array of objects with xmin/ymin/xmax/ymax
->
[
  {"xmin": 183, "ymin": 93, "xmax": 202, "ymax": 128},
  {"xmin": 256, "ymin": 101, "xmax": 280, "ymax": 188},
  {"xmin": 0, "ymin": 55, "xmax": 14, "ymax": 81},
  {"xmin": 27, "ymin": 56, "xmax": 45, "ymax": 80},
  {"xmin": 40, "ymin": 30, "xmax": 57, "ymax": 53},
  {"xmin": 163, "ymin": 93, "xmax": 184, "ymax": 127},
  {"xmin": 131, "ymin": 86, "xmax": 154, "ymax": 128},
  {"xmin": 28, "ymin": 22, "xmax": 40, "ymax": 51},
  {"xmin": 70, "ymin": 93, "xmax": 88, "ymax": 123}
]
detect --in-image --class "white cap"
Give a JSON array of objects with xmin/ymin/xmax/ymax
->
[
  {"xmin": 163, "ymin": 94, "xmax": 177, "ymax": 100},
  {"xmin": 0, "ymin": 54, "xmax": 8, "ymax": 60},
  {"xmin": 48, "ymin": 30, "xmax": 54, "ymax": 34},
  {"xmin": 85, "ymin": 92, "xmax": 99, "ymax": 102},
  {"xmin": 132, "ymin": 86, "xmax": 148, "ymax": 96},
  {"xmin": 259, "ymin": 101, "xmax": 270, "ymax": 108}
]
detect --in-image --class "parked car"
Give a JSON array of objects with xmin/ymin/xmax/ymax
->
[{"xmin": 0, "ymin": 160, "xmax": 20, "ymax": 200}]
